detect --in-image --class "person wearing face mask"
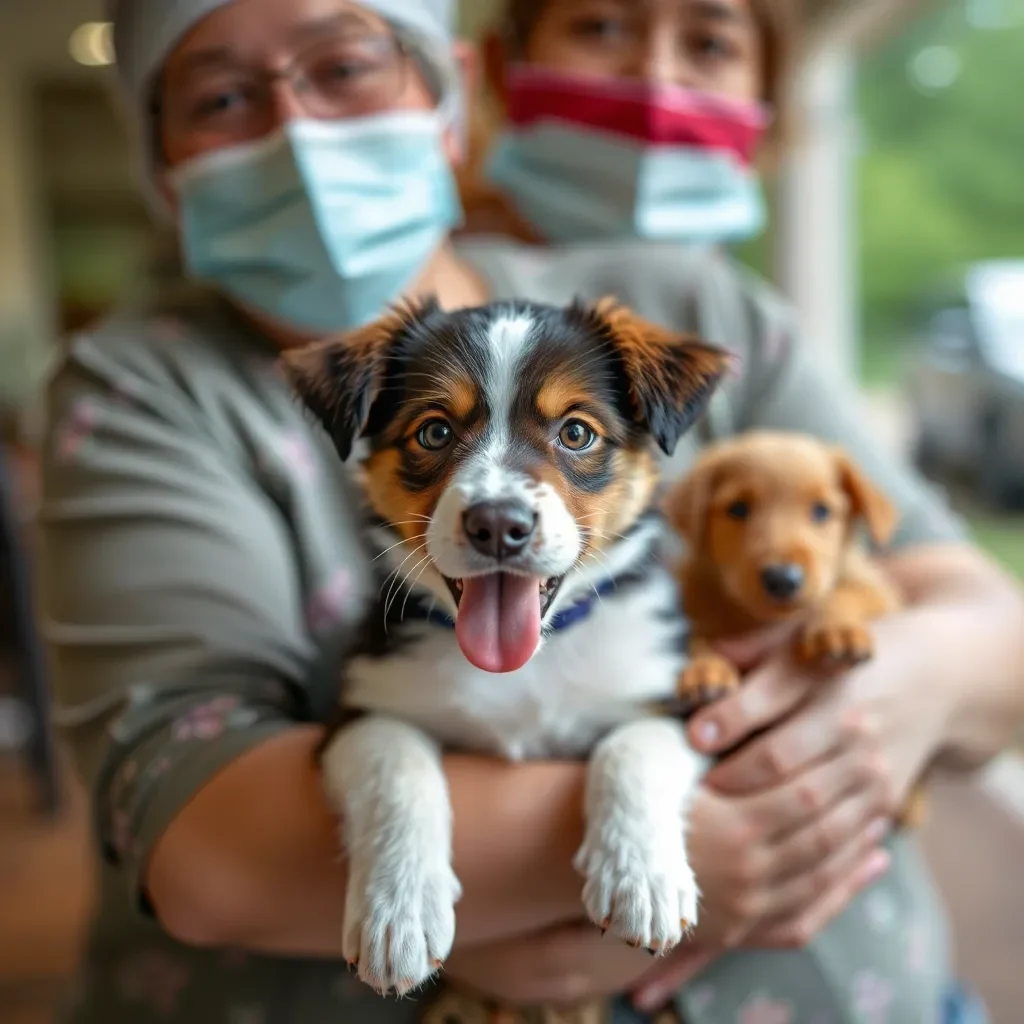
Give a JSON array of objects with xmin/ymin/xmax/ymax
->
[
  {"xmin": 463, "ymin": 0, "xmax": 782, "ymax": 246},
  {"xmin": 38, "ymin": 0, "xmax": 1020, "ymax": 1022},
  {"xmin": 446, "ymin": 2, "xmax": 1011, "ymax": 1022}
]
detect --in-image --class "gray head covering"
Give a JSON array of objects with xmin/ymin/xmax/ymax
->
[{"xmin": 107, "ymin": 0, "xmax": 458, "ymax": 204}]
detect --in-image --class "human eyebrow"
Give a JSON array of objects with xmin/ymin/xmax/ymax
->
[{"xmin": 684, "ymin": 0, "xmax": 753, "ymax": 26}]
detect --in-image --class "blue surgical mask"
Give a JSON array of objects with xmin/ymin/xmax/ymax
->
[
  {"xmin": 169, "ymin": 111, "xmax": 463, "ymax": 333},
  {"xmin": 486, "ymin": 67, "xmax": 770, "ymax": 245}
]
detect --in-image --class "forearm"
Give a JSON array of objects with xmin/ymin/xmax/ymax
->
[
  {"xmin": 883, "ymin": 545, "xmax": 1024, "ymax": 765},
  {"xmin": 145, "ymin": 727, "xmax": 586, "ymax": 955}
]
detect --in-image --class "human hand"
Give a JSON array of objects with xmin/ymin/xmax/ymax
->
[
  {"xmin": 690, "ymin": 613, "xmax": 952, "ymax": 815},
  {"xmin": 684, "ymin": 761, "xmax": 892, "ymax": 951},
  {"xmin": 444, "ymin": 923, "xmax": 713, "ymax": 1007}
]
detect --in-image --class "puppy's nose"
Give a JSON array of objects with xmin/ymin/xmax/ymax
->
[
  {"xmin": 463, "ymin": 501, "xmax": 537, "ymax": 560},
  {"xmin": 760, "ymin": 563, "xmax": 805, "ymax": 601}
]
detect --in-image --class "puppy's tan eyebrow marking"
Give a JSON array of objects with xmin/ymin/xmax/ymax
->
[{"xmin": 536, "ymin": 376, "xmax": 601, "ymax": 421}]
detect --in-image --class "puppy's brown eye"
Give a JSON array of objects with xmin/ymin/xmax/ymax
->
[
  {"xmin": 727, "ymin": 501, "xmax": 750, "ymax": 520},
  {"xmin": 558, "ymin": 420, "xmax": 597, "ymax": 452},
  {"xmin": 811, "ymin": 502, "xmax": 832, "ymax": 523},
  {"xmin": 416, "ymin": 419, "xmax": 454, "ymax": 451}
]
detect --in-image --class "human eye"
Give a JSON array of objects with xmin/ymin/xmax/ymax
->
[
  {"xmin": 305, "ymin": 36, "xmax": 395, "ymax": 96},
  {"xmin": 563, "ymin": 2, "xmax": 634, "ymax": 47},
  {"xmin": 185, "ymin": 78, "xmax": 261, "ymax": 126},
  {"xmin": 686, "ymin": 28, "xmax": 744, "ymax": 66}
]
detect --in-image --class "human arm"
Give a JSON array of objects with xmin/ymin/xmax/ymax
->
[
  {"xmin": 146, "ymin": 729, "xmax": 587, "ymax": 952},
  {"xmin": 665, "ymin": 282, "xmax": 1024, "ymax": 945},
  {"xmin": 39, "ymin": 328, "xmax": 587, "ymax": 961}
]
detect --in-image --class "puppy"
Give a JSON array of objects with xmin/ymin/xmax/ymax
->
[
  {"xmin": 284, "ymin": 298, "xmax": 731, "ymax": 996},
  {"xmin": 663, "ymin": 431, "xmax": 925, "ymax": 824}
]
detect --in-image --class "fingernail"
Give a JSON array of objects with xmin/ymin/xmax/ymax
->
[
  {"xmin": 694, "ymin": 719, "xmax": 721, "ymax": 750},
  {"xmin": 862, "ymin": 849, "xmax": 891, "ymax": 883},
  {"xmin": 633, "ymin": 988, "xmax": 664, "ymax": 1013},
  {"xmin": 866, "ymin": 818, "xmax": 890, "ymax": 843}
]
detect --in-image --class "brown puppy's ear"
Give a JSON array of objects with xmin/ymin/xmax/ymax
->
[
  {"xmin": 831, "ymin": 449, "xmax": 899, "ymax": 547},
  {"xmin": 587, "ymin": 298, "xmax": 732, "ymax": 455},
  {"xmin": 281, "ymin": 298, "xmax": 437, "ymax": 461},
  {"xmin": 663, "ymin": 460, "xmax": 714, "ymax": 550}
]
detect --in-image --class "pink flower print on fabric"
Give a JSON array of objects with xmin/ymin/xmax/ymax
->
[
  {"xmin": 116, "ymin": 950, "xmax": 190, "ymax": 1016},
  {"xmin": 171, "ymin": 695, "xmax": 242, "ymax": 742},
  {"xmin": 736, "ymin": 993, "xmax": 794, "ymax": 1024},
  {"xmin": 851, "ymin": 970, "xmax": 894, "ymax": 1024},
  {"xmin": 55, "ymin": 398, "xmax": 97, "ymax": 463},
  {"xmin": 307, "ymin": 567, "xmax": 353, "ymax": 634},
  {"xmin": 280, "ymin": 431, "xmax": 317, "ymax": 484}
]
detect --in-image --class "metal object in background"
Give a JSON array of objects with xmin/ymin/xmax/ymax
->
[
  {"xmin": 0, "ymin": 446, "xmax": 60, "ymax": 816},
  {"xmin": 907, "ymin": 260, "xmax": 1024, "ymax": 511}
]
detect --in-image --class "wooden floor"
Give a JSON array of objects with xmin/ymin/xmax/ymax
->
[
  {"xmin": 0, "ymin": 754, "xmax": 94, "ymax": 1024},
  {"xmin": 0, "ymin": 751, "xmax": 1022, "ymax": 1023}
]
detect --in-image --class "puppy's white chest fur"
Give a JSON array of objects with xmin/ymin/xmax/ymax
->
[{"xmin": 345, "ymin": 568, "xmax": 685, "ymax": 760}]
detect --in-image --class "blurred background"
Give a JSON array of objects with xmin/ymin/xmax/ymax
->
[{"xmin": 1, "ymin": 0, "xmax": 1022, "ymax": 1021}]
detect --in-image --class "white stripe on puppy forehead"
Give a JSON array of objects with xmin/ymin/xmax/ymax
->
[
  {"xmin": 484, "ymin": 313, "xmax": 536, "ymax": 443},
  {"xmin": 463, "ymin": 312, "xmax": 537, "ymax": 494}
]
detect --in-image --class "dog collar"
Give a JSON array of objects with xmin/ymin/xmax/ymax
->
[{"xmin": 407, "ymin": 577, "xmax": 621, "ymax": 634}]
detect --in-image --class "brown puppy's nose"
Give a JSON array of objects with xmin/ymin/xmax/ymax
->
[
  {"xmin": 463, "ymin": 501, "xmax": 537, "ymax": 560},
  {"xmin": 760, "ymin": 563, "xmax": 804, "ymax": 602}
]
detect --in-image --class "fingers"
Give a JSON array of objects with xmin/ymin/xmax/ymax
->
[
  {"xmin": 704, "ymin": 685, "xmax": 855, "ymax": 795},
  {"xmin": 710, "ymin": 623, "xmax": 798, "ymax": 673},
  {"xmin": 630, "ymin": 946, "xmax": 717, "ymax": 1013},
  {"xmin": 754, "ymin": 815, "xmax": 889, "ymax": 926},
  {"xmin": 689, "ymin": 657, "xmax": 815, "ymax": 756},
  {"xmin": 767, "ymin": 791, "xmax": 891, "ymax": 885},
  {"xmin": 737, "ymin": 750, "xmax": 879, "ymax": 845},
  {"xmin": 752, "ymin": 848, "xmax": 892, "ymax": 949}
]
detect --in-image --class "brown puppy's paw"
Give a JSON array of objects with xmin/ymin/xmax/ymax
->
[
  {"xmin": 676, "ymin": 654, "xmax": 742, "ymax": 712},
  {"xmin": 897, "ymin": 786, "xmax": 928, "ymax": 830},
  {"xmin": 798, "ymin": 619, "xmax": 875, "ymax": 668}
]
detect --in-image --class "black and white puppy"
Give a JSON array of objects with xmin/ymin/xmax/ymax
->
[{"xmin": 284, "ymin": 297, "xmax": 730, "ymax": 996}]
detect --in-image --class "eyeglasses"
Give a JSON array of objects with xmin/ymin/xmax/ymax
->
[{"xmin": 160, "ymin": 31, "xmax": 412, "ymax": 142}]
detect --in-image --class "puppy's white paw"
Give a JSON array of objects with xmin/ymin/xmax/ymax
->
[
  {"xmin": 342, "ymin": 855, "xmax": 462, "ymax": 996},
  {"xmin": 574, "ymin": 822, "xmax": 698, "ymax": 954}
]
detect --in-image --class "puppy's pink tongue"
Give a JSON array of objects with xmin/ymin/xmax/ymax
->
[{"xmin": 455, "ymin": 574, "xmax": 542, "ymax": 673}]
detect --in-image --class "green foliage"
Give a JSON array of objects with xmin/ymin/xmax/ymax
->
[{"xmin": 856, "ymin": 0, "xmax": 1024, "ymax": 363}]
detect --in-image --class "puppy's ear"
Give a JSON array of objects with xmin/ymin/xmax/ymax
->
[
  {"xmin": 588, "ymin": 298, "xmax": 732, "ymax": 455},
  {"xmin": 832, "ymin": 449, "xmax": 899, "ymax": 547},
  {"xmin": 663, "ymin": 459, "xmax": 714, "ymax": 549},
  {"xmin": 281, "ymin": 299, "xmax": 436, "ymax": 461}
]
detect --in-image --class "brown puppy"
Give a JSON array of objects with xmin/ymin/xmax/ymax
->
[{"xmin": 664, "ymin": 430, "xmax": 926, "ymax": 827}]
